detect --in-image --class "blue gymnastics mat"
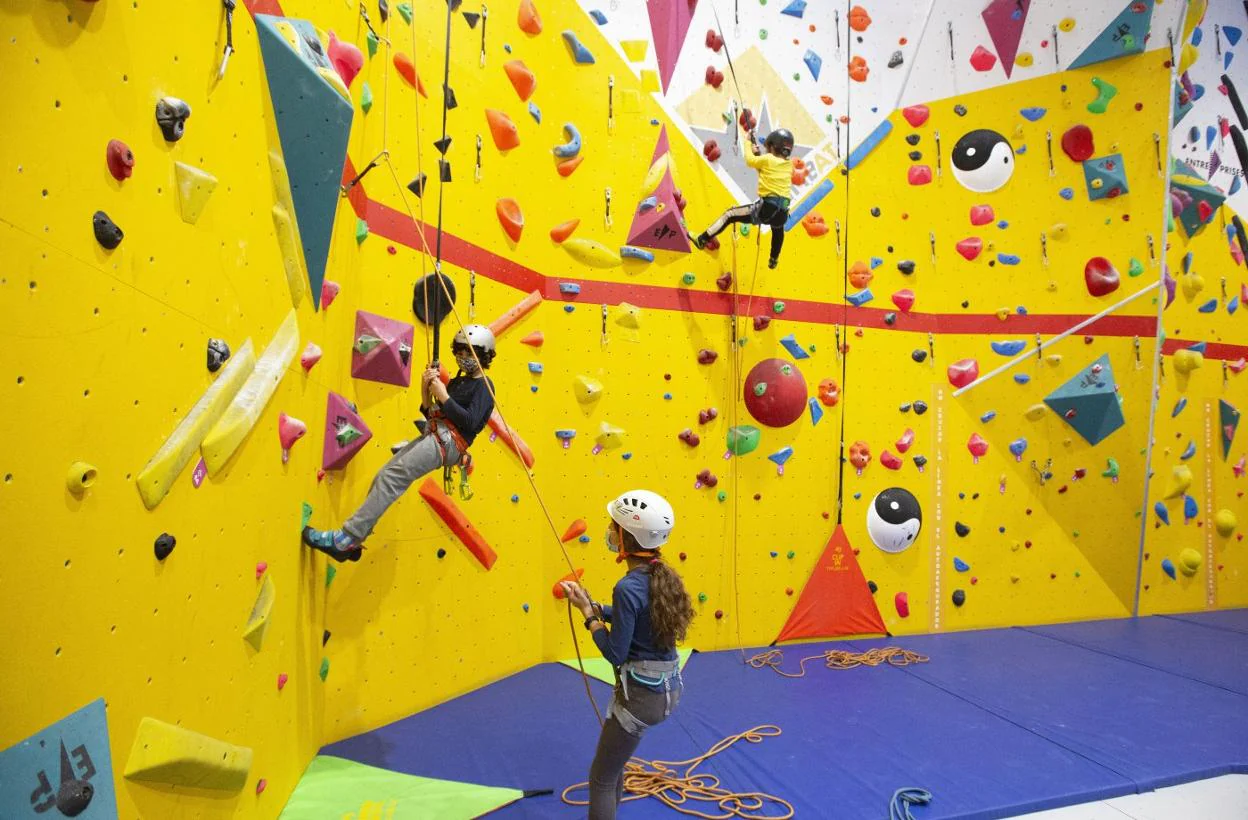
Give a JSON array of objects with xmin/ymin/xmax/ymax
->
[
  {"xmin": 1164, "ymin": 608, "xmax": 1248, "ymax": 635},
  {"xmin": 1025, "ymin": 615, "xmax": 1248, "ymax": 695},
  {"xmin": 320, "ymin": 620, "xmax": 1248, "ymax": 818}
]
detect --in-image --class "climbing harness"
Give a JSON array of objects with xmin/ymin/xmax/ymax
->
[
  {"xmin": 890, "ymin": 787, "xmax": 933, "ymax": 820},
  {"xmin": 747, "ymin": 647, "xmax": 930, "ymax": 678}
]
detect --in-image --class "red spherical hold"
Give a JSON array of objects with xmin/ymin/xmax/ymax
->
[
  {"xmin": 753, "ymin": 493, "xmax": 761, "ymax": 500},
  {"xmin": 1060, "ymin": 124, "xmax": 1095, "ymax": 162},
  {"xmin": 754, "ymin": 315, "xmax": 772, "ymax": 331},
  {"xmin": 716, "ymin": 272, "xmax": 733, "ymax": 291},
  {"xmin": 785, "ymin": 587, "xmax": 794, "ymax": 596},
  {"xmin": 743, "ymin": 358, "xmax": 808, "ymax": 428},
  {"xmin": 714, "ymin": 609, "xmax": 724, "ymax": 619},
  {"xmin": 698, "ymin": 407, "xmax": 719, "ymax": 424},
  {"xmin": 703, "ymin": 139, "xmax": 722, "ymax": 162},
  {"xmin": 106, "ymin": 139, "xmax": 135, "ymax": 180},
  {"xmin": 698, "ymin": 349, "xmax": 719, "ymax": 365},
  {"xmin": 679, "ymin": 551, "xmax": 688, "ymax": 561},
  {"xmin": 1084, "ymin": 257, "xmax": 1121, "ymax": 297}
]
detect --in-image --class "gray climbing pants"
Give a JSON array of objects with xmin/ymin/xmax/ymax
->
[
  {"xmin": 702, "ymin": 196, "xmax": 790, "ymax": 261},
  {"xmin": 588, "ymin": 661, "xmax": 683, "ymax": 820},
  {"xmin": 342, "ymin": 428, "xmax": 459, "ymax": 541}
]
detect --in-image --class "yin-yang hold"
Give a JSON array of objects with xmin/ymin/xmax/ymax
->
[
  {"xmin": 867, "ymin": 487, "xmax": 923, "ymax": 553},
  {"xmin": 951, "ymin": 129, "xmax": 1014, "ymax": 193}
]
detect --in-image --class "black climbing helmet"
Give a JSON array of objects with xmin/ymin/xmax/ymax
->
[{"xmin": 764, "ymin": 128, "xmax": 795, "ymax": 158}]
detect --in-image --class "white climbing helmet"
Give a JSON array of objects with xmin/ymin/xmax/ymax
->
[
  {"xmin": 453, "ymin": 324, "xmax": 496, "ymax": 353},
  {"xmin": 606, "ymin": 490, "xmax": 675, "ymax": 550}
]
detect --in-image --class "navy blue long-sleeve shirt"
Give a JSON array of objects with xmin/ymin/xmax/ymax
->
[
  {"xmin": 422, "ymin": 375, "xmax": 494, "ymax": 446},
  {"xmin": 593, "ymin": 568, "xmax": 678, "ymax": 690}
]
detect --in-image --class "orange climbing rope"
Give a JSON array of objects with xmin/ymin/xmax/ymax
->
[
  {"xmin": 561, "ymin": 725, "xmax": 794, "ymax": 819},
  {"xmin": 746, "ymin": 646, "xmax": 930, "ymax": 678}
]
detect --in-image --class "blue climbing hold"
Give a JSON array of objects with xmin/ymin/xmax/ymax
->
[
  {"xmin": 579, "ymin": 534, "xmax": 591, "ymax": 543},
  {"xmin": 1009, "ymin": 438, "xmax": 1028, "ymax": 459},
  {"xmin": 997, "ymin": 220, "xmax": 1010, "ymax": 229},
  {"xmin": 1224, "ymin": 26, "xmax": 1243, "ymax": 46},
  {"xmin": 1172, "ymin": 397, "xmax": 1187, "ymax": 417},
  {"xmin": 779, "ymin": 334, "xmax": 811, "ymax": 360},
  {"xmin": 527, "ymin": 362, "xmax": 543, "ymax": 374},
  {"xmin": 953, "ymin": 557, "xmax": 970, "ymax": 572},
  {"xmin": 809, "ymin": 398, "xmax": 823, "ymax": 426},
  {"xmin": 1206, "ymin": 125, "xmax": 1217, "ymax": 151},
  {"xmin": 980, "ymin": 410, "xmax": 997, "ymax": 423},
  {"xmin": 1188, "ymin": 341, "xmax": 1207, "ymax": 354},
  {"xmin": 784, "ymin": 179, "xmax": 834, "ymax": 231},
  {"xmin": 663, "ymin": 393, "xmax": 672, "ymax": 400},
  {"xmin": 511, "ymin": 494, "xmax": 520, "ymax": 502},
  {"xmin": 991, "ymin": 340, "xmax": 1026, "ymax": 356},
  {"xmin": 528, "ymin": 101, "xmax": 542, "ymax": 123},
  {"xmin": 563, "ymin": 305, "xmax": 575, "ymax": 313},
  {"xmin": 846, "ymin": 289, "xmax": 874, "ymax": 307},
  {"xmin": 530, "ymin": 385, "xmax": 539, "ymax": 392},
  {"xmin": 1161, "ymin": 557, "xmax": 1176, "ymax": 579},
  {"xmin": 561, "ymin": 31, "xmax": 595, "ymax": 64},
  {"xmin": 1016, "ymin": 306, "xmax": 1029, "ymax": 316},
  {"xmin": 1230, "ymin": 296, "xmax": 1240, "ymax": 315},
  {"xmin": 1180, "ymin": 441, "xmax": 1196, "ymax": 460},
  {"xmin": 870, "ymin": 257, "xmax": 883, "ymax": 269},
  {"xmin": 770, "ymin": 551, "xmax": 778, "ymax": 558},
  {"xmin": 1013, "ymin": 373, "xmax": 1031, "ymax": 384},
  {"xmin": 622, "ymin": 452, "xmax": 632, "ymax": 460},
  {"xmin": 559, "ymin": 282, "xmax": 581, "ymax": 295},
  {"xmin": 803, "ymin": 49, "xmax": 822, "ymax": 81},
  {"xmin": 1059, "ymin": 187, "xmax": 1074, "ymax": 200},
  {"xmin": 553, "ymin": 123, "xmax": 582, "ymax": 158},
  {"xmin": 1198, "ymin": 299, "xmax": 1218, "ymax": 313},
  {"xmin": 1020, "ymin": 107, "xmax": 1047, "ymax": 122},
  {"xmin": 638, "ymin": 196, "xmax": 658, "ymax": 212},
  {"xmin": 768, "ymin": 447, "xmax": 794, "ymax": 467},
  {"xmin": 1155, "ymin": 502, "xmax": 1170, "ymax": 525},
  {"xmin": 621, "ymin": 245, "xmax": 655, "ymax": 262},
  {"xmin": 1015, "ymin": 145, "xmax": 1027, "ymax": 154},
  {"xmin": 1192, "ymin": 26, "xmax": 1203, "ymax": 47},
  {"xmin": 781, "ymin": 0, "xmax": 807, "ymax": 17},
  {"xmin": 588, "ymin": 9, "xmax": 607, "ymax": 24},
  {"xmin": 1184, "ymin": 495, "xmax": 1199, "ymax": 522},
  {"xmin": 997, "ymin": 253, "xmax": 1021, "ymax": 266}
]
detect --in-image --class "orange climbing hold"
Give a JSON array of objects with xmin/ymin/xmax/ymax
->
[
  {"xmin": 561, "ymin": 519, "xmax": 588, "ymax": 542},
  {"xmin": 518, "ymin": 0, "xmax": 542, "ymax": 35},
  {"xmin": 552, "ymin": 568, "xmax": 586, "ymax": 599},
  {"xmin": 393, "ymin": 52, "xmax": 427, "ymax": 96},
  {"xmin": 848, "ymin": 6, "xmax": 872, "ymax": 32},
  {"xmin": 849, "ymin": 260, "xmax": 874, "ymax": 289},
  {"xmin": 485, "ymin": 109, "xmax": 520, "ymax": 150},
  {"xmin": 503, "ymin": 60, "xmax": 537, "ymax": 101},
  {"xmin": 801, "ymin": 212, "xmax": 829, "ymax": 237},
  {"xmin": 557, "ymin": 156, "xmax": 584, "ymax": 177},
  {"xmin": 489, "ymin": 290, "xmax": 542, "ymax": 337},
  {"xmin": 419, "ymin": 479, "xmax": 497, "ymax": 570},
  {"xmin": 496, "ymin": 198, "xmax": 524, "ymax": 242},
  {"xmin": 550, "ymin": 219, "xmax": 581, "ymax": 243},
  {"xmin": 791, "ymin": 157, "xmax": 809, "ymax": 185},
  {"xmin": 520, "ymin": 331, "xmax": 545, "ymax": 347},
  {"xmin": 848, "ymin": 56, "xmax": 869, "ymax": 82}
]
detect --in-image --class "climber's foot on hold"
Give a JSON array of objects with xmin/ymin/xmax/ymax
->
[
  {"xmin": 691, "ymin": 231, "xmax": 708, "ymax": 250},
  {"xmin": 302, "ymin": 527, "xmax": 363, "ymax": 563},
  {"xmin": 768, "ymin": 257, "xmax": 779, "ymax": 270}
]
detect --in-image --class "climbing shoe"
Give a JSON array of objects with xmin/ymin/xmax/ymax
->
[
  {"xmin": 302, "ymin": 527, "xmax": 363, "ymax": 563},
  {"xmin": 768, "ymin": 257, "xmax": 779, "ymax": 270},
  {"xmin": 692, "ymin": 232, "xmax": 708, "ymax": 250}
]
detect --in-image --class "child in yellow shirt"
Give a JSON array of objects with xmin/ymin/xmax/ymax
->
[{"xmin": 692, "ymin": 128, "xmax": 794, "ymax": 269}]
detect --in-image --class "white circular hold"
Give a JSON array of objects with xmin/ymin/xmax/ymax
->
[
  {"xmin": 951, "ymin": 129, "xmax": 1015, "ymax": 193},
  {"xmin": 867, "ymin": 487, "xmax": 923, "ymax": 553}
]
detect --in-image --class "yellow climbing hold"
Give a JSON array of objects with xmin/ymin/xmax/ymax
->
[
  {"xmin": 1049, "ymin": 223, "xmax": 1068, "ymax": 240},
  {"xmin": 124, "ymin": 717, "xmax": 253, "ymax": 791},
  {"xmin": 1161, "ymin": 464, "xmax": 1193, "ymax": 500},
  {"xmin": 1173, "ymin": 348, "xmax": 1203, "ymax": 376},
  {"xmin": 1180, "ymin": 271, "xmax": 1205, "ymax": 300},
  {"xmin": 620, "ymin": 40, "xmax": 649, "ymax": 62},
  {"xmin": 596, "ymin": 422, "xmax": 626, "ymax": 451},
  {"xmin": 272, "ymin": 205, "xmax": 307, "ymax": 308},
  {"xmin": 1015, "ymin": 52, "xmax": 1034, "ymax": 67},
  {"xmin": 242, "ymin": 574, "xmax": 275, "ymax": 651},
  {"xmin": 561, "ymin": 238, "xmax": 622, "ymax": 268},
  {"xmin": 1058, "ymin": 17, "xmax": 1075, "ymax": 32},
  {"xmin": 574, "ymin": 375, "xmax": 604, "ymax": 404},
  {"xmin": 615, "ymin": 302, "xmax": 642, "ymax": 329},
  {"xmin": 1215, "ymin": 508, "xmax": 1238, "ymax": 537},
  {"xmin": 1024, "ymin": 404, "xmax": 1048, "ymax": 421},
  {"xmin": 1178, "ymin": 547, "xmax": 1202, "ymax": 576},
  {"xmin": 173, "ymin": 162, "xmax": 218, "ymax": 225}
]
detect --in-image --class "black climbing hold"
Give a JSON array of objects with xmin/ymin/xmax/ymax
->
[
  {"xmin": 840, "ymin": 167, "xmax": 849, "ymax": 176},
  {"xmin": 408, "ymin": 172, "xmax": 428, "ymax": 198},
  {"xmin": 443, "ymin": 84, "xmax": 458, "ymax": 111},
  {"xmin": 323, "ymin": 629, "xmax": 332, "ymax": 646},
  {"xmin": 434, "ymin": 137, "xmax": 453, "ymax": 155},
  {"xmin": 436, "ymin": 547, "xmax": 447, "ymax": 558},
  {"xmin": 884, "ymin": 312, "xmax": 897, "ymax": 325},
  {"xmin": 905, "ymin": 134, "xmax": 921, "ymax": 146},
  {"xmin": 886, "ymin": 246, "xmax": 894, "ymax": 253},
  {"xmin": 897, "ymin": 260, "xmax": 915, "ymax": 275},
  {"xmin": 911, "ymin": 349, "xmax": 927, "ymax": 363},
  {"xmin": 913, "ymin": 455, "xmax": 928, "ymax": 469},
  {"xmin": 439, "ymin": 159, "xmax": 452, "ymax": 182},
  {"xmin": 154, "ymin": 532, "xmax": 176, "ymax": 560},
  {"xmin": 952, "ymin": 589, "xmax": 966, "ymax": 607},
  {"xmin": 870, "ymin": 207, "xmax": 881, "ymax": 217},
  {"xmin": 92, "ymin": 211, "xmax": 123, "ymax": 249},
  {"xmin": 398, "ymin": 342, "xmax": 412, "ymax": 366},
  {"xmin": 867, "ymin": 580, "xmax": 878, "ymax": 594},
  {"xmin": 899, "ymin": 402, "xmax": 912, "ymax": 413},
  {"xmin": 953, "ymin": 104, "xmax": 968, "ymax": 116},
  {"xmin": 988, "ymin": 259, "xmax": 996, "ymax": 267},
  {"xmin": 463, "ymin": 10, "xmax": 480, "ymax": 27},
  {"xmin": 54, "ymin": 744, "xmax": 94, "ymax": 816},
  {"xmin": 888, "ymin": 50, "xmax": 903, "ymax": 68},
  {"xmin": 913, "ymin": 400, "xmax": 928, "ymax": 415},
  {"xmin": 955, "ymin": 522, "xmax": 970, "ymax": 537},
  {"xmin": 908, "ymin": 150, "xmax": 922, "ymax": 161},
  {"xmin": 207, "ymin": 338, "xmax": 231, "ymax": 372},
  {"xmin": 378, "ymin": 0, "xmax": 389, "ymax": 22},
  {"xmin": 961, "ymin": 300, "xmax": 970, "ymax": 308},
  {"xmin": 447, "ymin": 0, "xmax": 463, "ymax": 10},
  {"xmin": 412, "ymin": 273, "xmax": 457, "ymax": 325},
  {"xmin": 154, "ymin": 97, "xmax": 191, "ymax": 142}
]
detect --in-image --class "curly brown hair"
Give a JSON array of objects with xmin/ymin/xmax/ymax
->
[{"xmin": 621, "ymin": 530, "xmax": 695, "ymax": 650}]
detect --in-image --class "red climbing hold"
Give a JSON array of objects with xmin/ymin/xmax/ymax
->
[
  {"xmin": 895, "ymin": 591, "xmax": 910, "ymax": 618},
  {"xmin": 1060, "ymin": 124, "xmax": 1095, "ymax": 162},
  {"xmin": 969, "ymin": 204, "xmax": 995, "ymax": 225},
  {"xmin": 705, "ymin": 29, "xmax": 724, "ymax": 52},
  {"xmin": 1084, "ymin": 256, "xmax": 1121, "ymax": 297},
  {"xmin": 106, "ymin": 139, "xmax": 134, "ymax": 181},
  {"xmin": 703, "ymin": 139, "xmax": 722, "ymax": 162},
  {"xmin": 896, "ymin": 428, "xmax": 914, "ymax": 453},
  {"xmin": 1197, "ymin": 200, "xmax": 1214, "ymax": 222},
  {"xmin": 698, "ymin": 407, "xmax": 719, "ymax": 424},
  {"xmin": 892, "ymin": 289, "xmax": 915, "ymax": 312},
  {"xmin": 704, "ymin": 66, "xmax": 724, "ymax": 88},
  {"xmin": 744, "ymin": 358, "xmax": 809, "ymax": 428},
  {"xmin": 967, "ymin": 433, "xmax": 989, "ymax": 463},
  {"xmin": 678, "ymin": 429, "xmax": 701, "ymax": 447},
  {"xmin": 753, "ymin": 315, "xmax": 771, "ymax": 331},
  {"xmin": 956, "ymin": 237, "xmax": 984, "ymax": 261},
  {"xmin": 947, "ymin": 358, "xmax": 980, "ymax": 388},
  {"xmin": 969, "ymin": 45, "xmax": 998, "ymax": 72},
  {"xmin": 698, "ymin": 349, "xmax": 718, "ymax": 364},
  {"xmin": 496, "ymin": 198, "xmax": 524, "ymax": 242},
  {"xmin": 321, "ymin": 280, "xmax": 340, "ymax": 308},
  {"xmin": 881, "ymin": 450, "xmax": 903, "ymax": 470},
  {"xmin": 907, "ymin": 165, "xmax": 933, "ymax": 185},
  {"xmin": 902, "ymin": 104, "xmax": 930, "ymax": 127},
  {"xmin": 716, "ymin": 272, "xmax": 733, "ymax": 291}
]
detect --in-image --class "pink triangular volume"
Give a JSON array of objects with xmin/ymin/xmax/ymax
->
[
  {"xmin": 980, "ymin": 0, "xmax": 1031, "ymax": 79},
  {"xmin": 626, "ymin": 169, "xmax": 691, "ymax": 253},
  {"xmin": 351, "ymin": 310, "xmax": 414, "ymax": 387},
  {"xmin": 322, "ymin": 392, "xmax": 373, "ymax": 470},
  {"xmin": 650, "ymin": 125, "xmax": 672, "ymax": 165},
  {"xmin": 646, "ymin": 0, "xmax": 699, "ymax": 94}
]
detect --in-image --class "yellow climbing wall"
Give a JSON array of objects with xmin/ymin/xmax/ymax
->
[{"xmin": 1, "ymin": 0, "xmax": 1246, "ymax": 817}]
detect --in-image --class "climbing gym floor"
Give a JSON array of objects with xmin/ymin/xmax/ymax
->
[{"xmin": 310, "ymin": 611, "xmax": 1248, "ymax": 818}]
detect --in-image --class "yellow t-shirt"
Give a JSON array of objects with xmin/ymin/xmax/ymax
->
[{"xmin": 744, "ymin": 151, "xmax": 793, "ymax": 199}]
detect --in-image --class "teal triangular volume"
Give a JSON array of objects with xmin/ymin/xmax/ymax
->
[
  {"xmin": 1043, "ymin": 354, "xmax": 1125, "ymax": 446},
  {"xmin": 0, "ymin": 699, "xmax": 118, "ymax": 818},
  {"xmin": 1220, "ymin": 400, "xmax": 1240, "ymax": 459},
  {"xmin": 1069, "ymin": 0, "xmax": 1155, "ymax": 69},
  {"xmin": 256, "ymin": 15, "xmax": 354, "ymax": 310}
]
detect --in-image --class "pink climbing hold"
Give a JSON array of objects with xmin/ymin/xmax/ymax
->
[
  {"xmin": 896, "ymin": 428, "xmax": 914, "ymax": 453},
  {"xmin": 323, "ymin": 392, "xmax": 373, "ymax": 471},
  {"xmin": 256, "ymin": 779, "xmax": 268, "ymax": 795},
  {"xmin": 277, "ymin": 673, "xmax": 288, "ymax": 691},
  {"xmin": 902, "ymin": 105, "xmax": 930, "ymax": 127},
  {"xmin": 967, "ymin": 433, "xmax": 989, "ymax": 463},
  {"xmin": 278, "ymin": 413, "xmax": 307, "ymax": 463},
  {"xmin": 907, "ymin": 165, "xmax": 933, "ymax": 185},
  {"xmin": 956, "ymin": 237, "xmax": 984, "ymax": 261},
  {"xmin": 948, "ymin": 358, "xmax": 980, "ymax": 388},
  {"xmin": 256, "ymin": 561, "xmax": 268, "ymax": 579},
  {"xmin": 1084, "ymin": 256, "xmax": 1120, "ymax": 297},
  {"xmin": 321, "ymin": 280, "xmax": 340, "ymax": 308},
  {"xmin": 328, "ymin": 31, "xmax": 364, "ymax": 88},
  {"xmin": 647, "ymin": 0, "xmax": 697, "ymax": 94},
  {"xmin": 1060, "ymin": 124, "xmax": 1095, "ymax": 162},
  {"xmin": 969, "ymin": 205, "xmax": 995, "ymax": 226},
  {"xmin": 301, "ymin": 342, "xmax": 323, "ymax": 372},
  {"xmin": 969, "ymin": 45, "xmax": 998, "ymax": 72},
  {"xmin": 895, "ymin": 591, "xmax": 910, "ymax": 618},
  {"xmin": 881, "ymin": 450, "xmax": 903, "ymax": 470},
  {"xmin": 892, "ymin": 289, "xmax": 915, "ymax": 312}
]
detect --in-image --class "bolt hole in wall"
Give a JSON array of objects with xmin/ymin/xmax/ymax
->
[{"xmin": 0, "ymin": 0, "xmax": 1245, "ymax": 818}]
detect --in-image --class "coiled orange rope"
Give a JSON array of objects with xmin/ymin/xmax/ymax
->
[
  {"xmin": 746, "ymin": 647, "xmax": 930, "ymax": 678},
  {"xmin": 562, "ymin": 725, "xmax": 795, "ymax": 819}
]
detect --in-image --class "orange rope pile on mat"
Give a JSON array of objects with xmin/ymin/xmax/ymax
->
[
  {"xmin": 746, "ymin": 647, "xmax": 930, "ymax": 678},
  {"xmin": 562, "ymin": 725, "xmax": 795, "ymax": 819}
]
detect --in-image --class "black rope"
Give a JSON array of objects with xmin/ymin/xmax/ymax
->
[{"xmin": 432, "ymin": 0, "xmax": 456, "ymax": 362}]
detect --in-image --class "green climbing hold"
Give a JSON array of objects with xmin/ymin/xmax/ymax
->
[
  {"xmin": 355, "ymin": 218, "xmax": 369, "ymax": 244},
  {"xmin": 354, "ymin": 334, "xmax": 383, "ymax": 355},
  {"xmin": 397, "ymin": 2, "xmax": 413, "ymax": 23},
  {"xmin": 301, "ymin": 501, "xmax": 314, "ymax": 529},
  {"xmin": 319, "ymin": 657, "xmax": 330, "ymax": 681},
  {"xmin": 717, "ymin": 490, "xmax": 727, "ymax": 502},
  {"xmin": 1128, "ymin": 257, "xmax": 1144, "ymax": 277},
  {"xmin": 760, "ymin": 29, "xmax": 768, "ymax": 40},
  {"xmin": 361, "ymin": 82, "xmax": 374, "ymax": 114},
  {"xmin": 740, "ymin": 225, "xmax": 751, "ymax": 236},
  {"xmin": 786, "ymin": 550, "xmax": 795, "ymax": 559},
  {"xmin": 336, "ymin": 423, "xmax": 364, "ymax": 447},
  {"xmin": 682, "ymin": 272, "xmax": 696, "ymax": 285},
  {"xmin": 1074, "ymin": 570, "xmax": 1081, "ymax": 577},
  {"xmin": 793, "ymin": 73, "xmax": 800, "ymax": 81},
  {"xmin": 754, "ymin": 382, "xmax": 768, "ymax": 396},
  {"xmin": 326, "ymin": 565, "xmax": 337, "ymax": 588},
  {"xmin": 366, "ymin": 31, "xmax": 379, "ymax": 59},
  {"xmin": 774, "ymin": 301, "xmax": 786, "ymax": 314},
  {"xmin": 1073, "ymin": 530, "xmax": 1080, "ymax": 538},
  {"xmin": 1102, "ymin": 458, "xmax": 1120, "ymax": 480},
  {"xmin": 727, "ymin": 425, "xmax": 761, "ymax": 456},
  {"xmin": 698, "ymin": 592, "xmax": 708, "ymax": 603},
  {"xmin": 1086, "ymin": 77, "xmax": 1118, "ymax": 114},
  {"xmin": 738, "ymin": 337, "xmax": 748, "ymax": 347}
]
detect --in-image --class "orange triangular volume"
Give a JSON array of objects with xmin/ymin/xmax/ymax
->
[{"xmin": 774, "ymin": 525, "xmax": 886, "ymax": 644}]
